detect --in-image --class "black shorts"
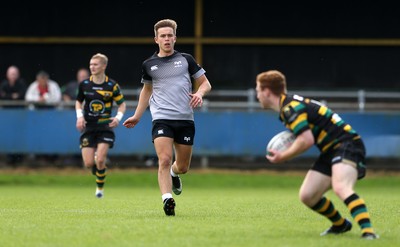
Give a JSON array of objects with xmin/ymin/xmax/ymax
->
[
  {"xmin": 311, "ymin": 139, "xmax": 367, "ymax": 179},
  {"xmin": 152, "ymin": 119, "xmax": 195, "ymax": 145},
  {"xmin": 80, "ymin": 126, "xmax": 115, "ymax": 149}
]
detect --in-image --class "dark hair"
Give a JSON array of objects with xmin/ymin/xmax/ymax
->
[{"xmin": 36, "ymin": 70, "xmax": 49, "ymax": 79}]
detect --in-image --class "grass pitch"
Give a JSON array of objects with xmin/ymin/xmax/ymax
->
[{"xmin": 0, "ymin": 168, "xmax": 399, "ymax": 247}]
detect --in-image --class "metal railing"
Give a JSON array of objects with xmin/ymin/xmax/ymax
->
[
  {"xmin": 1, "ymin": 89, "xmax": 399, "ymax": 112},
  {"xmin": 202, "ymin": 89, "xmax": 400, "ymax": 112}
]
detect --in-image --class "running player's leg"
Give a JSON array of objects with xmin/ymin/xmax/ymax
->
[
  {"xmin": 93, "ymin": 143, "xmax": 110, "ymax": 198},
  {"xmin": 300, "ymin": 170, "xmax": 352, "ymax": 235},
  {"xmin": 172, "ymin": 143, "xmax": 193, "ymax": 174},
  {"xmin": 332, "ymin": 163, "xmax": 377, "ymax": 239},
  {"xmin": 170, "ymin": 120, "xmax": 195, "ymax": 195},
  {"xmin": 154, "ymin": 136, "xmax": 175, "ymax": 215},
  {"xmin": 80, "ymin": 131, "xmax": 97, "ymax": 174},
  {"xmin": 81, "ymin": 147, "xmax": 96, "ymax": 171},
  {"xmin": 170, "ymin": 143, "xmax": 193, "ymax": 195}
]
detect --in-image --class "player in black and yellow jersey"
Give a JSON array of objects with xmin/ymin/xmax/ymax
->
[
  {"xmin": 256, "ymin": 70, "xmax": 378, "ymax": 240},
  {"xmin": 75, "ymin": 53, "xmax": 126, "ymax": 198}
]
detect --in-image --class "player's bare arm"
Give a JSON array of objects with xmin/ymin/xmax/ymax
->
[
  {"xmin": 267, "ymin": 130, "xmax": 314, "ymax": 163},
  {"xmin": 123, "ymin": 84, "xmax": 152, "ymax": 128},
  {"xmin": 109, "ymin": 102, "xmax": 126, "ymax": 128},
  {"xmin": 75, "ymin": 100, "xmax": 85, "ymax": 131},
  {"xmin": 189, "ymin": 75, "xmax": 212, "ymax": 108}
]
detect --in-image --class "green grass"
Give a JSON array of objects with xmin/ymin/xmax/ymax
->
[{"xmin": 0, "ymin": 169, "xmax": 399, "ymax": 247}]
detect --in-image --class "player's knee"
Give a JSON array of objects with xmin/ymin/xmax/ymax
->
[
  {"xmin": 175, "ymin": 165, "xmax": 189, "ymax": 174},
  {"xmin": 174, "ymin": 159, "xmax": 191, "ymax": 174},
  {"xmin": 96, "ymin": 157, "xmax": 106, "ymax": 166},
  {"xmin": 299, "ymin": 191, "xmax": 317, "ymax": 207},
  {"xmin": 83, "ymin": 162, "xmax": 94, "ymax": 168},
  {"xmin": 332, "ymin": 184, "xmax": 351, "ymax": 200},
  {"xmin": 158, "ymin": 155, "xmax": 172, "ymax": 168}
]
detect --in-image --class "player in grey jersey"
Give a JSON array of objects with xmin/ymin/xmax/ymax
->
[{"xmin": 123, "ymin": 19, "xmax": 212, "ymax": 216}]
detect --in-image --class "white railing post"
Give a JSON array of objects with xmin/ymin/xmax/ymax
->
[
  {"xmin": 201, "ymin": 156, "xmax": 209, "ymax": 168},
  {"xmin": 201, "ymin": 99, "xmax": 209, "ymax": 112},
  {"xmin": 358, "ymin": 89, "xmax": 365, "ymax": 112},
  {"xmin": 247, "ymin": 88, "xmax": 255, "ymax": 112}
]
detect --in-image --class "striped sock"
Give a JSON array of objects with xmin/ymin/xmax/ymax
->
[
  {"xmin": 344, "ymin": 193, "xmax": 375, "ymax": 234},
  {"xmin": 95, "ymin": 168, "xmax": 107, "ymax": 189},
  {"xmin": 311, "ymin": 197, "xmax": 345, "ymax": 226}
]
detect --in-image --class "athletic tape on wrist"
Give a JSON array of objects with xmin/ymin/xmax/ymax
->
[
  {"xmin": 115, "ymin": 112, "xmax": 124, "ymax": 121},
  {"xmin": 76, "ymin": 109, "xmax": 83, "ymax": 119}
]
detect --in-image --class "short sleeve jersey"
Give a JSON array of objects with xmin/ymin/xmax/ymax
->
[
  {"xmin": 141, "ymin": 50, "xmax": 206, "ymax": 121},
  {"xmin": 76, "ymin": 75, "xmax": 125, "ymax": 125},
  {"xmin": 279, "ymin": 94, "xmax": 360, "ymax": 153}
]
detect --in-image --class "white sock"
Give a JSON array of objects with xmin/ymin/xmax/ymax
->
[
  {"xmin": 162, "ymin": 193, "xmax": 173, "ymax": 202},
  {"xmin": 170, "ymin": 166, "xmax": 178, "ymax": 177}
]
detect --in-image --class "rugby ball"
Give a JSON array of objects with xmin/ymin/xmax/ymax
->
[{"xmin": 266, "ymin": 130, "xmax": 295, "ymax": 155}]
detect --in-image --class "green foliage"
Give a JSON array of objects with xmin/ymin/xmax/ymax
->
[{"xmin": 0, "ymin": 169, "xmax": 398, "ymax": 247}]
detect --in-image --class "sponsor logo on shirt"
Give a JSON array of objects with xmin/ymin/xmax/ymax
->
[{"xmin": 174, "ymin": 61, "xmax": 182, "ymax": 68}]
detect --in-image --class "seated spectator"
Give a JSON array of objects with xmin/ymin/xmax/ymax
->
[
  {"xmin": 0, "ymin": 65, "xmax": 27, "ymax": 165},
  {"xmin": 25, "ymin": 70, "xmax": 61, "ymax": 108},
  {"xmin": 0, "ymin": 65, "xmax": 27, "ymax": 107},
  {"xmin": 62, "ymin": 68, "xmax": 89, "ymax": 103},
  {"xmin": 25, "ymin": 70, "xmax": 62, "ymax": 163}
]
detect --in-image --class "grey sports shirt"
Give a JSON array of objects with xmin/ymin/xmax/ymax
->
[{"xmin": 141, "ymin": 50, "xmax": 206, "ymax": 121}]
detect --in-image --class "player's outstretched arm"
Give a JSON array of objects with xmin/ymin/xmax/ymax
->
[{"xmin": 123, "ymin": 84, "xmax": 152, "ymax": 128}]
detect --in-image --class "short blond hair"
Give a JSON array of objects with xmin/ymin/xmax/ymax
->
[
  {"xmin": 256, "ymin": 70, "xmax": 287, "ymax": 96},
  {"xmin": 154, "ymin": 19, "xmax": 177, "ymax": 37},
  {"xmin": 91, "ymin": 53, "xmax": 108, "ymax": 65}
]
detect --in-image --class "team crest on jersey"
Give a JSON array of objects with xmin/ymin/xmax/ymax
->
[
  {"xmin": 96, "ymin": 90, "xmax": 112, "ymax": 101},
  {"xmin": 282, "ymin": 105, "xmax": 298, "ymax": 123},
  {"xmin": 283, "ymin": 105, "xmax": 293, "ymax": 119},
  {"xmin": 103, "ymin": 92, "xmax": 112, "ymax": 101},
  {"xmin": 81, "ymin": 138, "xmax": 89, "ymax": 147}
]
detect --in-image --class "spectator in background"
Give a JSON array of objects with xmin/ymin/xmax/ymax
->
[
  {"xmin": 62, "ymin": 68, "xmax": 90, "ymax": 102},
  {"xmin": 25, "ymin": 70, "xmax": 62, "ymax": 163},
  {"xmin": 0, "ymin": 65, "xmax": 27, "ymax": 165},
  {"xmin": 0, "ymin": 65, "xmax": 27, "ymax": 105},
  {"xmin": 25, "ymin": 70, "xmax": 62, "ymax": 108}
]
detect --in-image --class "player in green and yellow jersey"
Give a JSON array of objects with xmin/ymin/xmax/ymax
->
[
  {"xmin": 256, "ymin": 70, "xmax": 378, "ymax": 240},
  {"xmin": 76, "ymin": 53, "xmax": 126, "ymax": 198}
]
